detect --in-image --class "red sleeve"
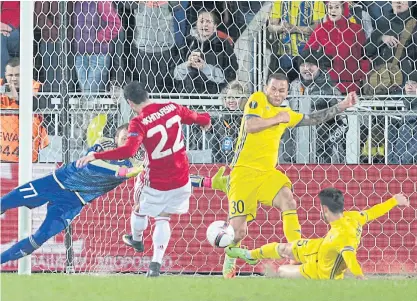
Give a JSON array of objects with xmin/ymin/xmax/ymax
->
[
  {"xmin": 176, "ymin": 104, "xmax": 211, "ymax": 126},
  {"xmin": 94, "ymin": 119, "xmax": 143, "ymax": 160},
  {"xmin": 96, "ymin": 1, "xmax": 121, "ymax": 42}
]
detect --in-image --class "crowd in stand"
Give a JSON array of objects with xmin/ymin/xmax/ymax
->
[{"xmin": 1, "ymin": 1, "xmax": 417, "ymax": 165}]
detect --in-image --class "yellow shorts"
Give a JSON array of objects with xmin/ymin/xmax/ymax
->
[
  {"xmin": 227, "ymin": 167, "xmax": 292, "ymax": 222},
  {"xmin": 291, "ymin": 238, "xmax": 324, "ymax": 280}
]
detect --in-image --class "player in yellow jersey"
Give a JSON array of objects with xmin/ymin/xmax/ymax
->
[
  {"xmin": 226, "ymin": 188, "xmax": 410, "ymax": 280},
  {"xmin": 223, "ymin": 73, "xmax": 358, "ymax": 278}
]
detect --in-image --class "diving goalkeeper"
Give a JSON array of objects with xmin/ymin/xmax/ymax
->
[
  {"xmin": 225, "ymin": 188, "xmax": 409, "ymax": 280},
  {"xmin": 0, "ymin": 124, "xmax": 216, "ymax": 265}
]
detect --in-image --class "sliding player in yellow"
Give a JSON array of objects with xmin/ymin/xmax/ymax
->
[
  {"xmin": 223, "ymin": 72, "xmax": 358, "ymax": 278},
  {"xmin": 226, "ymin": 188, "xmax": 410, "ymax": 279}
]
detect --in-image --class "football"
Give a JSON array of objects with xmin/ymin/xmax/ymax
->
[{"xmin": 206, "ymin": 221, "xmax": 235, "ymax": 248}]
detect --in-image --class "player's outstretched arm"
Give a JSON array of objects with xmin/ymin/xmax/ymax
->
[
  {"xmin": 296, "ymin": 92, "xmax": 358, "ymax": 127},
  {"xmin": 82, "ymin": 159, "xmax": 144, "ymax": 178},
  {"xmin": 177, "ymin": 104, "xmax": 211, "ymax": 130},
  {"xmin": 360, "ymin": 193, "xmax": 409, "ymax": 225}
]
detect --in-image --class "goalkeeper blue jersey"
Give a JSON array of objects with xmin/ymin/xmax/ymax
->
[{"xmin": 52, "ymin": 141, "xmax": 137, "ymax": 204}]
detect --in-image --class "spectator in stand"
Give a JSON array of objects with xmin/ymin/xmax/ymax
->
[
  {"xmin": 388, "ymin": 72, "xmax": 417, "ymax": 164},
  {"xmin": 305, "ymin": 1, "xmax": 370, "ymax": 94},
  {"xmin": 72, "ymin": 1, "xmax": 121, "ymax": 94},
  {"xmin": 126, "ymin": 1, "xmax": 177, "ymax": 93},
  {"xmin": 341, "ymin": 2, "xmax": 374, "ymax": 39},
  {"xmin": 211, "ymin": 80, "xmax": 249, "ymax": 163},
  {"xmin": 185, "ymin": 2, "xmax": 221, "ymax": 34},
  {"xmin": 267, "ymin": 1, "xmax": 326, "ymax": 82},
  {"xmin": 34, "ymin": 1, "xmax": 62, "ymax": 92},
  {"xmin": 365, "ymin": 0, "xmax": 417, "ymax": 88},
  {"xmin": 0, "ymin": 58, "xmax": 49, "ymax": 163},
  {"xmin": 289, "ymin": 49, "xmax": 348, "ymax": 164},
  {"xmin": 0, "ymin": 1, "xmax": 20, "ymax": 79},
  {"xmin": 173, "ymin": 10, "xmax": 238, "ymax": 94}
]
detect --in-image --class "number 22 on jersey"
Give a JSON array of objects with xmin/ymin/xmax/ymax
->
[{"xmin": 147, "ymin": 115, "xmax": 184, "ymax": 160}]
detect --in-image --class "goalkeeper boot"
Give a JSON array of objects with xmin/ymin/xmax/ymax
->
[
  {"xmin": 212, "ymin": 166, "xmax": 228, "ymax": 193},
  {"xmin": 146, "ymin": 262, "xmax": 161, "ymax": 277},
  {"xmin": 122, "ymin": 234, "xmax": 144, "ymax": 252},
  {"xmin": 225, "ymin": 247, "xmax": 259, "ymax": 265}
]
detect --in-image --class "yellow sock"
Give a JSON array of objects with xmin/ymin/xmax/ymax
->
[
  {"xmin": 249, "ymin": 242, "xmax": 281, "ymax": 260},
  {"xmin": 282, "ymin": 210, "xmax": 301, "ymax": 242}
]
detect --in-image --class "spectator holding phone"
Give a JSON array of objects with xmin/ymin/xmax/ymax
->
[{"xmin": 173, "ymin": 10, "xmax": 238, "ymax": 94}]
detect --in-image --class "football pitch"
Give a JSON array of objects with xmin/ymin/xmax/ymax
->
[{"xmin": 1, "ymin": 274, "xmax": 416, "ymax": 301}]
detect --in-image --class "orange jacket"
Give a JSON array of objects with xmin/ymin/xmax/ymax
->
[{"xmin": 0, "ymin": 79, "xmax": 49, "ymax": 162}]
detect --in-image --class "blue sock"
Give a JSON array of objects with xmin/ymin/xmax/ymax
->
[{"xmin": 0, "ymin": 237, "xmax": 37, "ymax": 264}]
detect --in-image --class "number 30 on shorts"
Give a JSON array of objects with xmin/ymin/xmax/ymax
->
[{"xmin": 230, "ymin": 200, "xmax": 245, "ymax": 214}]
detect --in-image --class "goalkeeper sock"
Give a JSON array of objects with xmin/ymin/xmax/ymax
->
[
  {"xmin": 152, "ymin": 217, "xmax": 171, "ymax": 264},
  {"xmin": 282, "ymin": 210, "xmax": 301, "ymax": 242},
  {"xmin": 249, "ymin": 243, "xmax": 281, "ymax": 260},
  {"xmin": 0, "ymin": 236, "xmax": 37, "ymax": 264},
  {"xmin": 131, "ymin": 212, "xmax": 148, "ymax": 242}
]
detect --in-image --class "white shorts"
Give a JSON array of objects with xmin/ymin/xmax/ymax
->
[{"xmin": 135, "ymin": 180, "xmax": 191, "ymax": 218}]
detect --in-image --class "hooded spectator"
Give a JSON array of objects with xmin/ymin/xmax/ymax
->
[{"xmin": 289, "ymin": 48, "xmax": 348, "ymax": 163}]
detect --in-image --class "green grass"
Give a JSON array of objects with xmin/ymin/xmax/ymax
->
[{"xmin": 1, "ymin": 274, "xmax": 416, "ymax": 301}]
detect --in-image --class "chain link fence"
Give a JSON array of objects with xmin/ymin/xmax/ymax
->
[{"xmin": 1, "ymin": 1, "xmax": 416, "ymax": 275}]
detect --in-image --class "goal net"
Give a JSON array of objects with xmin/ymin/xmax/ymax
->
[{"xmin": 1, "ymin": 1, "xmax": 416, "ymax": 276}]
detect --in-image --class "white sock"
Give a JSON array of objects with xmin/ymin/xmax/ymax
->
[
  {"xmin": 152, "ymin": 217, "xmax": 171, "ymax": 264},
  {"xmin": 131, "ymin": 211, "xmax": 148, "ymax": 242}
]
